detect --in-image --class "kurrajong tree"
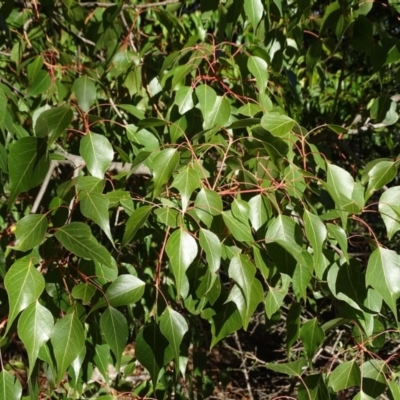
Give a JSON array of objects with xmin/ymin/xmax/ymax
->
[{"xmin": 1, "ymin": 0, "xmax": 400, "ymax": 399}]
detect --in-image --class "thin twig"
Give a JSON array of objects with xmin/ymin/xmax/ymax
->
[
  {"xmin": 233, "ymin": 332, "xmax": 254, "ymax": 400},
  {"xmin": 80, "ymin": 0, "xmax": 182, "ymax": 10}
]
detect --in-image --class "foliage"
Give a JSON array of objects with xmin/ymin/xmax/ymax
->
[{"xmin": 0, "ymin": 0, "xmax": 400, "ymax": 398}]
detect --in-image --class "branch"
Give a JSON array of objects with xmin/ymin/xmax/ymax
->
[{"xmin": 80, "ymin": 1, "xmax": 182, "ymax": 10}]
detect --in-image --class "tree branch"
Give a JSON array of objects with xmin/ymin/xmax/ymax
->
[{"xmin": 80, "ymin": 0, "xmax": 182, "ymax": 10}]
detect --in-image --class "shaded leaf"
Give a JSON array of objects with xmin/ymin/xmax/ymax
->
[
  {"xmin": 300, "ymin": 319, "xmax": 325, "ymax": 361},
  {"xmin": 160, "ymin": 307, "xmax": 188, "ymax": 364},
  {"xmin": 171, "ymin": 165, "xmax": 201, "ymax": 212},
  {"xmin": 135, "ymin": 322, "xmax": 173, "ymax": 384},
  {"xmin": 100, "ymin": 307, "xmax": 128, "ymax": 369},
  {"xmin": 71, "ymin": 283, "xmax": 96, "ymax": 305},
  {"xmin": 266, "ymin": 358, "xmax": 308, "ymax": 376},
  {"xmin": 122, "ymin": 206, "xmax": 152, "ymax": 247},
  {"xmin": 222, "ymin": 210, "xmax": 253, "ymax": 242},
  {"xmin": 210, "ymin": 302, "xmax": 242, "ymax": 348},
  {"xmin": 194, "ymin": 189, "xmax": 223, "ymax": 227},
  {"xmin": 8, "ymin": 137, "xmax": 49, "ymax": 207}
]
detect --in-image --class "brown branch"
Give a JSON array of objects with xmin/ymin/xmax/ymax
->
[{"xmin": 80, "ymin": 0, "xmax": 182, "ymax": 10}]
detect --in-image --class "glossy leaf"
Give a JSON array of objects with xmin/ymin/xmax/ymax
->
[
  {"xmin": 104, "ymin": 274, "xmax": 145, "ymax": 307},
  {"xmin": 80, "ymin": 132, "xmax": 114, "ymax": 179},
  {"xmin": 166, "ymin": 228, "xmax": 198, "ymax": 298},
  {"xmin": 175, "ymin": 86, "xmax": 194, "ymax": 114},
  {"xmin": 261, "ymin": 113, "xmax": 295, "ymax": 137},
  {"xmin": 55, "ymin": 222, "xmax": 115, "ymax": 269},
  {"xmin": 248, "ymin": 194, "xmax": 270, "ymax": 231},
  {"xmin": 79, "ymin": 191, "xmax": 113, "ymax": 244},
  {"xmin": 18, "ymin": 301, "xmax": 54, "ymax": 376},
  {"xmin": 0, "ymin": 370, "xmax": 22, "ymax": 400},
  {"xmin": 122, "ymin": 206, "xmax": 152, "ymax": 246},
  {"xmin": 328, "ymin": 360, "xmax": 361, "ymax": 392},
  {"xmin": 4, "ymin": 256, "xmax": 45, "ymax": 331},
  {"xmin": 8, "ymin": 137, "xmax": 49, "ymax": 207},
  {"xmin": 379, "ymin": 186, "xmax": 400, "ymax": 240},
  {"xmin": 194, "ymin": 189, "xmax": 223, "ymax": 227},
  {"xmin": 100, "ymin": 307, "xmax": 128, "ymax": 369},
  {"xmin": 228, "ymin": 254, "xmax": 256, "ymax": 306},
  {"xmin": 13, "ymin": 214, "xmax": 47, "ymax": 252},
  {"xmin": 73, "ymin": 75, "xmax": 96, "ymax": 113},
  {"xmin": 171, "ymin": 165, "xmax": 201, "ymax": 212},
  {"xmin": 51, "ymin": 312, "xmax": 85, "ymax": 383},
  {"xmin": 222, "ymin": 210, "xmax": 253, "ymax": 242},
  {"xmin": 248, "ymin": 56, "xmax": 268, "ymax": 91},
  {"xmin": 244, "ymin": 0, "xmax": 264, "ymax": 29},
  {"xmin": 366, "ymin": 247, "xmax": 400, "ymax": 320},
  {"xmin": 152, "ymin": 148, "xmax": 180, "ymax": 197},
  {"xmin": 366, "ymin": 160, "xmax": 397, "ymax": 198},
  {"xmin": 199, "ymin": 228, "xmax": 221, "ymax": 291}
]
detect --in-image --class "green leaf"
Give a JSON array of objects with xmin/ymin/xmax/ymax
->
[
  {"xmin": 298, "ymin": 373, "xmax": 330, "ymax": 400},
  {"xmin": 171, "ymin": 165, "xmax": 201, "ymax": 212},
  {"xmin": 228, "ymin": 254, "xmax": 256, "ymax": 307},
  {"xmin": 29, "ymin": 70, "xmax": 51, "ymax": 96},
  {"xmin": 155, "ymin": 207, "xmax": 181, "ymax": 228},
  {"xmin": 222, "ymin": 210, "xmax": 253, "ymax": 242},
  {"xmin": 328, "ymin": 360, "xmax": 361, "ymax": 392},
  {"xmin": 122, "ymin": 206, "xmax": 152, "ymax": 247},
  {"xmin": 265, "ymin": 283, "xmax": 289, "ymax": 319},
  {"xmin": 34, "ymin": 106, "xmax": 73, "ymax": 144},
  {"xmin": 160, "ymin": 307, "xmax": 188, "ymax": 364},
  {"xmin": 72, "ymin": 76, "xmax": 97, "ymax": 113},
  {"xmin": 265, "ymin": 215, "xmax": 304, "ymax": 263},
  {"xmin": 266, "ymin": 358, "xmax": 308, "ymax": 376},
  {"xmin": 303, "ymin": 210, "xmax": 326, "ymax": 275},
  {"xmin": 71, "ymin": 283, "xmax": 96, "ymax": 305},
  {"xmin": 210, "ymin": 302, "xmax": 242, "ymax": 348},
  {"xmin": 51, "ymin": 312, "xmax": 85, "ymax": 383},
  {"xmin": 325, "ymin": 163, "xmax": 355, "ymax": 211},
  {"xmin": 243, "ymin": 0, "xmax": 264, "ymax": 29},
  {"xmin": 0, "ymin": 370, "xmax": 22, "ymax": 400},
  {"xmin": 4, "ymin": 256, "xmax": 45, "ymax": 331},
  {"xmin": 79, "ymin": 191, "xmax": 113, "ymax": 244},
  {"xmin": 175, "ymin": 86, "xmax": 194, "ymax": 115},
  {"xmin": 0, "ymin": 87, "xmax": 7, "ymax": 126},
  {"xmin": 55, "ymin": 222, "xmax": 115, "ymax": 269},
  {"xmin": 75, "ymin": 176, "xmax": 105, "ymax": 194},
  {"xmin": 8, "ymin": 137, "xmax": 50, "ymax": 207},
  {"xmin": 248, "ymin": 56, "xmax": 268, "ymax": 91},
  {"xmin": 100, "ymin": 307, "xmax": 128, "ymax": 370},
  {"xmin": 18, "ymin": 301, "xmax": 54, "ymax": 376},
  {"xmin": 199, "ymin": 228, "xmax": 221, "ymax": 291},
  {"xmin": 327, "ymin": 223, "xmax": 349, "ymax": 262},
  {"xmin": 166, "ymin": 228, "xmax": 198, "ymax": 299},
  {"xmin": 80, "ymin": 132, "xmax": 114, "ymax": 179},
  {"xmin": 152, "ymin": 148, "xmax": 180, "ymax": 197},
  {"xmin": 227, "ymin": 279, "xmax": 263, "ymax": 330},
  {"xmin": 292, "ymin": 261, "xmax": 313, "ymax": 302},
  {"xmin": 366, "ymin": 247, "xmax": 400, "ymax": 321},
  {"xmin": 194, "ymin": 189, "xmax": 223, "ymax": 227},
  {"xmin": 94, "ymin": 344, "xmax": 111, "ymax": 384},
  {"xmin": 261, "ymin": 113, "xmax": 295, "ymax": 137},
  {"xmin": 300, "ymin": 319, "xmax": 325, "ymax": 361},
  {"xmin": 13, "ymin": 214, "xmax": 47, "ymax": 252},
  {"xmin": 366, "ymin": 160, "xmax": 397, "ymax": 199},
  {"xmin": 248, "ymin": 194, "xmax": 270, "ymax": 231},
  {"xmin": 379, "ymin": 186, "xmax": 400, "ymax": 240},
  {"xmin": 135, "ymin": 321, "xmax": 173, "ymax": 384},
  {"xmin": 104, "ymin": 274, "xmax": 145, "ymax": 307}
]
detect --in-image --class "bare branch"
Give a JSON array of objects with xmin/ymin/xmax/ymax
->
[{"xmin": 80, "ymin": 1, "xmax": 182, "ymax": 10}]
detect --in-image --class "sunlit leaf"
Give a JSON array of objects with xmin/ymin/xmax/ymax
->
[
  {"xmin": 73, "ymin": 75, "xmax": 96, "ymax": 113},
  {"xmin": 152, "ymin": 148, "xmax": 180, "ymax": 197},
  {"xmin": 328, "ymin": 360, "xmax": 361, "ymax": 392},
  {"xmin": 13, "ymin": 214, "xmax": 47, "ymax": 252}
]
